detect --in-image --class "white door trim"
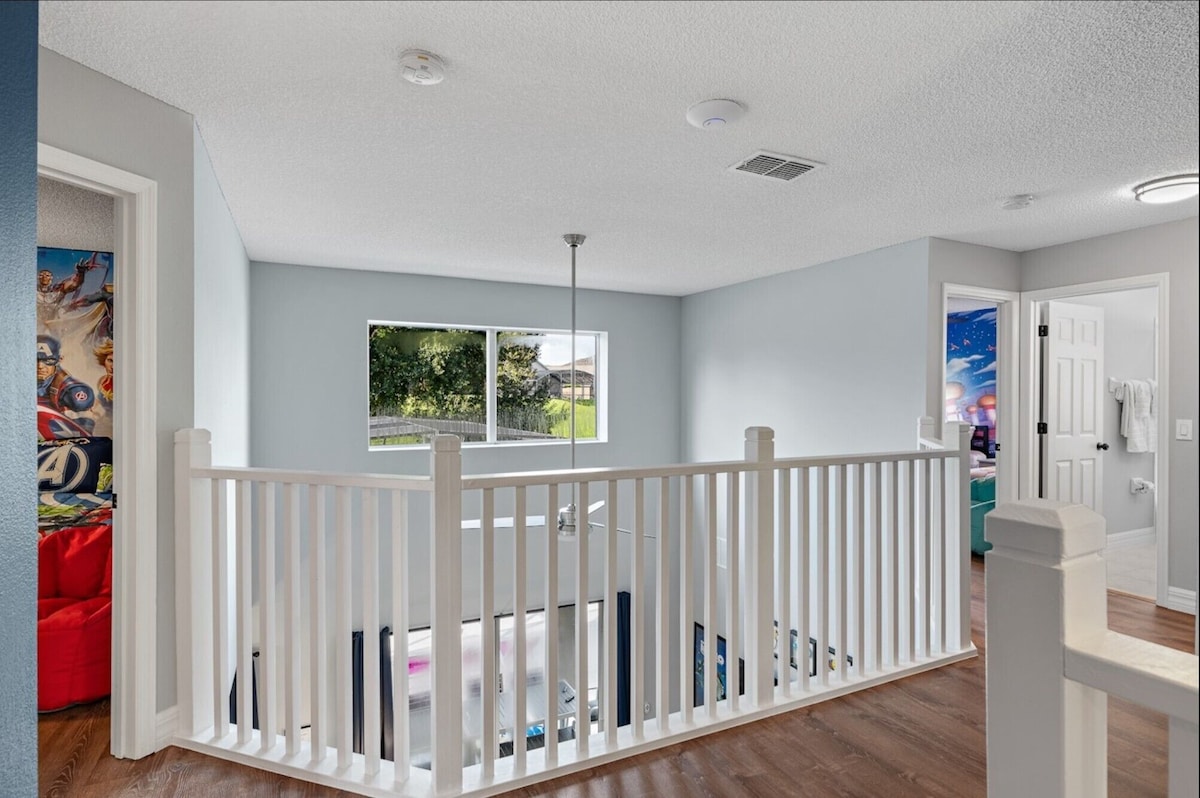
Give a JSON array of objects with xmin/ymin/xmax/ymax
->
[
  {"xmin": 1019, "ymin": 274, "xmax": 1170, "ymax": 609},
  {"xmin": 37, "ymin": 143, "xmax": 159, "ymax": 758},
  {"xmin": 942, "ymin": 283, "xmax": 1019, "ymax": 506}
]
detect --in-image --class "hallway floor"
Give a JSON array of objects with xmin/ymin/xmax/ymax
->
[{"xmin": 1107, "ymin": 539, "xmax": 1157, "ymax": 599}]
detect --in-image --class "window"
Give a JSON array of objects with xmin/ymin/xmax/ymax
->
[{"xmin": 368, "ymin": 323, "xmax": 603, "ymax": 448}]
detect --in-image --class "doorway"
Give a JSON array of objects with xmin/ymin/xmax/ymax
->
[
  {"xmin": 37, "ymin": 144, "xmax": 159, "ymax": 758},
  {"xmin": 942, "ymin": 284, "xmax": 1019, "ymax": 556},
  {"xmin": 1021, "ymin": 276, "xmax": 1169, "ymax": 606}
]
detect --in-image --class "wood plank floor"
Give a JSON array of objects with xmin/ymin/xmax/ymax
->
[{"xmin": 39, "ymin": 558, "xmax": 1195, "ymax": 797}]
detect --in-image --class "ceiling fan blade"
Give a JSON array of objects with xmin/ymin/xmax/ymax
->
[
  {"xmin": 462, "ymin": 514, "xmax": 547, "ymax": 531},
  {"xmin": 586, "ymin": 520, "xmax": 657, "ymax": 540},
  {"xmin": 587, "ymin": 500, "xmax": 606, "ymax": 515}
]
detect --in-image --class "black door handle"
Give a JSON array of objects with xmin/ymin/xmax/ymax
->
[{"xmin": 1096, "ymin": 442, "xmax": 1110, "ymax": 451}]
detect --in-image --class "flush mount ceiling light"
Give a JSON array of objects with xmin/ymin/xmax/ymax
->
[
  {"xmin": 398, "ymin": 49, "xmax": 446, "ymax": 85},
  {"xmin": 1133, "ymin": 174, "xmax": 1199, "ymax": 204},
  {"xmin": 1001, "ymin": 194, "xmax": 1035, "ymax": 211},
  {"xmin": 686, "ymin": 99, "xmax": 745, "ymax": 129}
]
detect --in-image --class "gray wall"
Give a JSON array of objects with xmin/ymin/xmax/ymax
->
[
  {"xmin": 249, "ymin": 262, "xmax": 682, "ymax": 475},
  {"xmin": 39, "ymin": 47, "xmax": 197, "ymax": 709},
  {"xmin": 37, "ymin": 176, "xmax": 114, "ymax": 251},
  {"xmin": 926, "ymin": 238, "xmax": 1022, "ymax": 424},
  {"xmin": 1021, "ymin": 218, "xmax": 1199, "ymax": 592},
  {"xmin": 1066, "ymin": 288, "xmax": 1158, "ymax": 537},
  {"xmin": 0, "ymin": 2, "xmax": 39, "ymax": 791},
  {"xmin": 680, "ymin": 239, "xmax": 931, "ymax": 463},
  {"xmin": 193, "ymin": 125, "xmax": 250, "ymax": 466}
]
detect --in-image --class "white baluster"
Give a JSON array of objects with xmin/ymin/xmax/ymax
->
[
  {"xmin": 362, "ymin": 488, "xmax": 381, "ymax": 778},
  {"xmin": 391, "ymin": 489, "xmax": 409, "ymax": 784},
  {"xmin": 798, "ymin": 468, "xmax": 810, "ymax": 693},
  {"xmin": 308, "ymin": 486, "xmax": 327, "ymax": 764},
  {"xmin": 703, "ymin": 473, "xmax": 718, "ymax": 714},
  {"xmin": 575, "ymin": 480, "xmax": 589, "ymax": 754},
  {"xmin": 815, "ymin": 467, "xmax": 828, "ymax": 687},
  {"xmin": 544, "ymin": 483, "xmax": 559, "ymax": 764},
  {"xmin": 726, "ymin": 471, "xmax": 740, "ymax": 709},
  {"xmin": 513, "ymin": 487, "xmax": 528, "ymax": 771},
  {"xmin": 777, "ymin": 469, "xmax": 791, "ymax": 697},
  {"xmin": 283, "ymin": 483, "xmax": 301, "ymax": 758},
  {"xmin": 604, "ymin": 481, "xmax": 617, "ymax": 746},
  {"xmin": 480, "ymin": 489, "xmax": 496, "ymax": 778},
  {"xmin": 236, "ymin": 481, "xmax": 253, "ymax": 746},
  {"xmin": 258, "ymin": 482, "xmax": 277, "ymax": 752},
  {"xmin": 680, "ymin": 476, "xmax": 694, "ymax": 724},
  {"xmin": 632, "ymin": 478, "xmax": 645, "ymax": 740},
  {"xmin": 211, "ymin": 478, "xmax": 229, "ymax": 741},
  {"xmin": 334, "ymin": 486, "xmax": 353, "ymax": 768},
  {"xmin": 656, "ymin": 477, "xmax": 670, "ymax": 732}
]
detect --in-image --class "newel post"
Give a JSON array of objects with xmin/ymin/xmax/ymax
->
[
  {"xmin": 174, "ymin": 428, "xmax": 214, "ymax": 738},
  {"xmin": 944, "ymin": 421, "xmax": 972, "ymax": 651},
  {"xmin": 917, "ymin": 415, "xmax": 938, "ymax": 447},
  {"xmin": 985, "ymin": 500, "xmax": 1108, "ymax": 798},
  {"xmin": 744, "ymin": 427, "xmax": 775, "ymax": 706},
  {"xmin": 430, "ymin": 435, "xmax": 464, "ymax": 795}
]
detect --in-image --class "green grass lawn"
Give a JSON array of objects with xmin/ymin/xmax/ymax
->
[{"xmin": 548, "ymin": 398, "xmax": 596, "ymax": 438}]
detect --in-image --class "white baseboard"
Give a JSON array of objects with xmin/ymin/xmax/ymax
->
[
  {"xmin": 1105, "ymin": 527, "xmax": 1155, "ymax": 551},
  {"xmin": 156, "ymin": 705, "xmax": 179, "ymax": 749},
  {"xmin": 1164, "ymin": 587, "xmax": 1197, "ymax": 615}
]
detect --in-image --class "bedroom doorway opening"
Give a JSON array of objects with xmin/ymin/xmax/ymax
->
[
  {"xmin": 38, "ymin": 144, "xmax": 159, "ymax": 759},
  {"xmin": 942, "ymin": 284, "xmax": 1018, "ymax": 557},
  {"xmin": 35, "ymin": 176, "xmax": 117, "ymax": 729}
]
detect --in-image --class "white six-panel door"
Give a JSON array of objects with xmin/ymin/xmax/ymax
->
[{"xmin": 1042, "ymin": 301, "xmax": 1106, "ymax": 513}]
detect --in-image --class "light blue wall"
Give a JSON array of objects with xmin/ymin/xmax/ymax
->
[
  {"xmin": 680, "ymin": 239, "xmax": 931, "ymax": 463},
  {"xmin": 194, "ymin": 125, "xmax": 250, "ymax": 466},
  {"xmin": 39, "ymin": 47, "xmax": 197, "ymax": 709},
  {"xmin": 0, "ymin": 3, "xmax": 39, "ymax": 791},
  {"xmin": 249, "ymin": 262, "xmax": 682, "ymax": 475}
]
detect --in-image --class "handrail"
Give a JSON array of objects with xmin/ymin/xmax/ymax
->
[
  {"xmin": 462, "ymin": 447, "xmax": 961, "ymax": 490},
  {"xmin": 1064, "ymin": 631, "xmax": 1199, "ymax": 724},
  {"xmin": 194, "ymin": 465, "xmax": 433, "ymax": 491}
]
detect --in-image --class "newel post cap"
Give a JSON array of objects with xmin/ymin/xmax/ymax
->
[
  {"xmin": 744, "ymin": 427, "xmax": 774, "ymax": 441},
  {"xmin": 174, "ymin": 428, "xmax": 211, "ymax": 444},
  {"xmin": 986, "ymin": 499, "xmax": 1106, "ymax": 560},
  {"xmin": 431, "ymin": 434, "xmax": 462, "ymax": 452}
]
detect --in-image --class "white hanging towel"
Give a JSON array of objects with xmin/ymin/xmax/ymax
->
[{"xmin": 1116, "ymin": 379, "xmax": 1156, "ymax": 453}]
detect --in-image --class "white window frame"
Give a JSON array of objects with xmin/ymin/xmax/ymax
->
[{"xmin": 368, "ymin": 321, "xmax": 607, "ymax": 450}]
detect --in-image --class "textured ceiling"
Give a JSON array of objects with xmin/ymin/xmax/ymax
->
[{"xmin": 39, "ymin": 1, "xmax": 1200, "ymax": 295}]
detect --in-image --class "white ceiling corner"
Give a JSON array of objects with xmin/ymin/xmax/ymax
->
[{"xmin": 38, "ymin": 0, "xmax": 1200, "ymax": 296}]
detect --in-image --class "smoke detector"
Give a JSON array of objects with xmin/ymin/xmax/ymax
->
[
  {"xmin": 399, "ymin": 49, "xmax": 446, "ymax": 85},
  {"xmin": 687, "ymin": 99, "xmax": 745, "ymax": 129}
]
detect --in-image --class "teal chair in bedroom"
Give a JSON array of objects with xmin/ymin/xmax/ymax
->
[{"xmin": 970, "ymin": 475, "xmax": 996, "ymax": 554}]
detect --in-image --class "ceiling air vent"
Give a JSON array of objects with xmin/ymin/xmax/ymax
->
[{"xmin": 728, "ymin": 151, "xmax": 822, "ymax": 183}]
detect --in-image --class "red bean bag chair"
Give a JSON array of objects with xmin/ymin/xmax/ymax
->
[{"xmin": 38, "ymin": 523, "xmax": 112, "ymax": 712}]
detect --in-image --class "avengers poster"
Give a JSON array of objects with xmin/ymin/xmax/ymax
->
[{"xmin": 36, "ymin": 247, "xmax": 114, "ymax": 439}]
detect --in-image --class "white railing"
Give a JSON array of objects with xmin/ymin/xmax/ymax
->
[
  {"xmin": 985, "ymin": 500, "xmax": 1200, "ymax": 798},
  {"xmin": 173, "ymin": 420, "xmax": 977, "ymax": 797}
]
